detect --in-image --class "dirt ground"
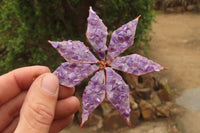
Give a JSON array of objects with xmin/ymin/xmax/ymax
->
[
  {"xmin": 149, "ymin": 12, "xmax": 200, "ymax": 92},
  {"xmin": 61, "ymin": 12, "xmax": 200, "ymax": 133},
  {"xmin": 149, "ymin": 12, "xmax": 200, "ymax": 133}
]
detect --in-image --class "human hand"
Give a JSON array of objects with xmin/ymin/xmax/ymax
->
[{"xmin": 0, "ymin": 66, "xmax": 80, "ymax": 133}]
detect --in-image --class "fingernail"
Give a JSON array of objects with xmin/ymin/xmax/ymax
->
[{"xmin": 42, "ymin": 74, "xmax": 59, "ymax": 95}]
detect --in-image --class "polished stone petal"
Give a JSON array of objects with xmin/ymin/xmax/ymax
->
[
  {"xmin": 49, "ymin": 40, "xmax": 98, "ymax": 63},
  {"xmin": 107, "ymin": 16, "xmax": 140, "ymax": 62},
  {"xmin": 86, "ymin": 7, "xmax": 108, "ymax": 59},
  {"xmin": 105, "ymin": 67, "xmax": 130, "ymax": 125},
  {"xmin": 110, "ymin": 54, "xmax": 164, "ymax": 76},
  {"xmin": 54, "ymin": 62, "xmax": 99, "ymax": 87},
  {"xmin": 81, "ymin": 70, "xmax": 106, "ymax": 127}
]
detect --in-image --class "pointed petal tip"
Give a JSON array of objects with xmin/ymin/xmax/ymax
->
[
  {"xmin": 48, "ymin": 40, "xmax": 59, "ymax": 48},
  {"xmin": 80, "ymin": 123, "xmax": 84, "ymax": 129},
  {"xmin": 137, "ymin": 15, "xmax": 141, "ymax": 20},
  {"xmin": 128, "ymin": 120, "xmax": 131, "ymax": 127},
  {"xmin": 89, "ymin": 6, "xmax": 94, "ymax": 13},
  {"xmin": 126, "ymin": 116, "xmax": 131, "ymax": 127},
  {"xmin": 164, "ymin": 67, "xmax": 168, "ymax": 70},
  {"xmin": 48, "ymin": 40, "xmax": 52, "ymax": 44}
]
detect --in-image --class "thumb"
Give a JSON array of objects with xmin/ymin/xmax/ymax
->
[{"xmin": 15, "ymin": 73, "xmax": 59, "ymax": 133}]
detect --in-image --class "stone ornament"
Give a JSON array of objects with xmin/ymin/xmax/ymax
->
[{"xmin": 49, "ymin": 7, "xmax": 167, "ymax": 128}]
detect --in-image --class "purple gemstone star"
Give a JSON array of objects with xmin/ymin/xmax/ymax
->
[{"xmin": 49, "ymin": 7, "xmax": 167, "ymax": 128}]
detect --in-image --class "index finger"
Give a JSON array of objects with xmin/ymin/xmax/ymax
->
[{"xmin": 0, "ymin": 66, "xmax": 50, "ymax": 106}]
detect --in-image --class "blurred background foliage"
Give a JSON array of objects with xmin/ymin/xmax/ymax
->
[{"xmin": 0, "ymin": 0, "xmax": 155, "ymax": 74}]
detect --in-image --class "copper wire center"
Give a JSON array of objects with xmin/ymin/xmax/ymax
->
[{"xmin": 99, "ymin": 61, "xmax": 109, "ymax": 69}]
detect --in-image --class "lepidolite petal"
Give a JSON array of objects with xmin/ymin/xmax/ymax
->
[
  {"xmin": 81, "ymin": 70, "xmax": 106, "ymax": 128},
  {"xmin": 107, "ymin": 16, "xmax": 140, "ymax": 62},
  {"xmin": 49, "ymin": 40, "xmax": 98, "ymax": 63},
  {"xmin": 86, "ymin": 7, "xmax": 108, "ymax": 59},
  {"xmin": 105, "ymin": 67, "xmax": 131, "ymax": 126},
  {"xmin": 54, "ymin": 62, "xmax": 98, "ymax": 87},
  {"xmin": 110, "ymin": 54, "xmax": 165, "ymax": 76}
]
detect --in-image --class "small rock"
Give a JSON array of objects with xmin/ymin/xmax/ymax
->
[
  {"xmin": 158, "ymin": 78, "xmax": 168, "ymax": 88},
  {"xmin": 176, "ymin": 6, "xmax": 185, "ymax": 13},
  {"xmin": 130, "ymin": 109, "xmax": 140, "ymax": 126},
  {"xmin": 130, "ymin": 90, "xmax": 140, "ymax": 100},
  {"xmin": 166, "ymin": 8, "xmax": 175, "ymax": 13},
  {"xmin": 153, "ymin": 77, "xmax": 159, "ymax": 91},
  {"xmin": 140, "ymin": 74, "xmax": 154, "ymax": 89},
  {"xmin": 139, "ymin": 100, "xmax": 156, "ymax": 120},
  {"xmin": 187, "ymin": 5, "xmax": 196, "ymax": 11},
  {"xmin": 84, "ymin": 113, "xmax": 103, "ymax": 128},
  {"xmin": 136, "ymin": 87, "xmax": 152, "ymax": 99},
  {"xmin": 158, "ymin": 78, "xmax": 170, "ymax": 92},
  {"xmin": 170, "ymin": 105, "xmax": 185, "ymax": 116},
  {"xmin": 103, "ymin": 111, "xmax": 128, "ymax": 130},
  {"xmin": 157, "ymin": 78, "xmax": 171, "ymax": 101},
  {"xmin": 101, "ymin": 100, "xmax": 114, "ymax": 116},
  {"xmin": 156, "ymin": 102, "xmax": 173, "ymax": 117},
  {"xmin": 130, "ymin": 95, "xmax": 138, "ymax": 110},
  {"xmin": 130, "ymin": 95, "xmax": 140, "ymax": 126},
  {"xmin": 150, "ymin": 92, "xmax": 161, "ymax": 106},
  {"xmin": 123, "ymin": 73, "xmax": 138, "ymax": 89},
  {"xmin": 158, "ymin": 88, "xmax": 170, "ymax": 101}
]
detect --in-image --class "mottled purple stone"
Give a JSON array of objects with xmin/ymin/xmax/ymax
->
[
  {"xmin": 54, "ymin": 62, "xmax": 99, "ymax": 87},
  {"xmin": 49, "ymin": 40, "xmax": 98, "ymax": 63},
  {"xmin": 105, "ymin": 67, "xmax": 130, "ymax": 125},
  {"xmin": 86, "ymin": 7, "xmax": 108, "ymax": 59},
  {"xmin": 81, "ymin": 70, "xmax": 106, "ymax": 126},
  {"xmin": 110, "ymin": 54, "xmax": 164, "ymax": 76},
  {"xmin": 107, "ymin": 16, "xmax": 140, "ymax": 62}
]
